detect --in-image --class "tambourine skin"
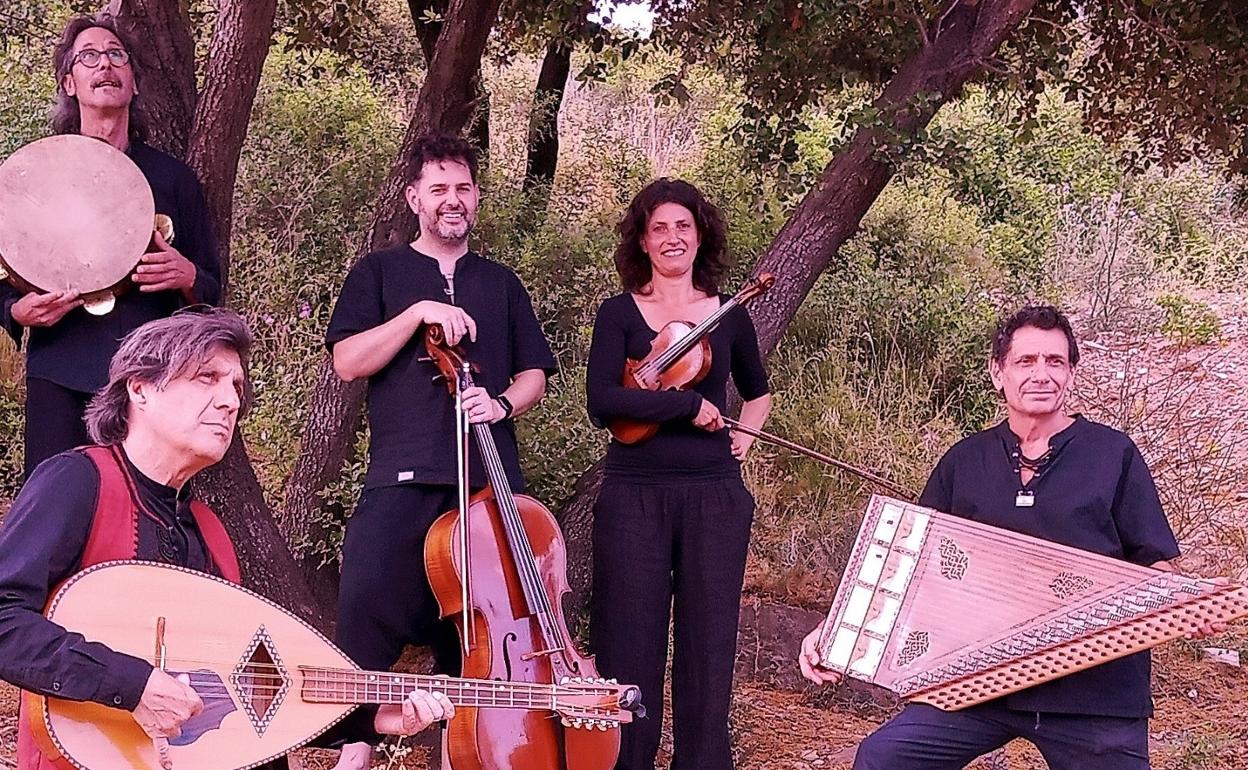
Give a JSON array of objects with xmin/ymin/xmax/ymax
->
[{"xmin": 0, "ymin": 135, "xmax": 155, "ymax": 299}]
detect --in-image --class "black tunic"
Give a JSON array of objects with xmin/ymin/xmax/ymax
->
[
  {"xmin": 0, "ymin": 450, "xmax": 213, "ymax": 710},
  {"xmin": 918, "ymin": 416, "xmax": 1180, "ymax": 718},
  {"xmin": 0, "ymin": 140, "xmax": 221, "ymax": 393},
  {"xmin": 585, "ymin": 292, "xmax": 770, "ymax": 482},
  {"xmin": 325, "ymin": 246, "xmax": 557, "ymax": 491}
]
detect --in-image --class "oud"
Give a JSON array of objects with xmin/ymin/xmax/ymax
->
[{"xmin": 28, "ymin": 562, "xmax": 640, "ymax": 770}]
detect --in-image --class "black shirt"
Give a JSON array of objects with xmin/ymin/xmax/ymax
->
[
  {"xmin": 0, "ymin": 140, "xmax": 221, "ymax": 393},
  {"xmin": 325, "ymin": 246, "xmax": 557, "ymax": 490},
  {"xmin": 586, "ymin": 293, "xmax": 770, "ymax": 482},
  {"xmin": 918, "ymin": 415, "xmax": 1180, "ymax": 718},
  {"xmin": 0, "ymin": 449, "xmax": 215, "ymax": 711}
]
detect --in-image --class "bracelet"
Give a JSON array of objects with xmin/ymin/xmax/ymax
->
[{"xmin": 496, "ymin": 395, "xmax": 514, "ymax": 420}]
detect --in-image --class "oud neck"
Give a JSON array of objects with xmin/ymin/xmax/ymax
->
[{"xmin": 300, "ymin": 667, "xmax": 557, "ymax": 709}]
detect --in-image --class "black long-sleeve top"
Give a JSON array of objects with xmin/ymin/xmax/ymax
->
[
  {"xmin": 0, "ymin": 450, "xmax": 214, "ymax": 711},
  {"xmin": 586, "ymin": 293, "xmax": 769, "ymax": 482},
  {"xmin": 0, "ymin": 140, "xmax": 220, "ymax": 393},
  {"xmin": 918, "ymin": 416, "xmax": 1180, "ymax": 718}
]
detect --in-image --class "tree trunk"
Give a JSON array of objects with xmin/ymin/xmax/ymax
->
[
  {"xmin": 179, "ymin": 0, "xmax": 321, "ymax": 623},
  {"xmin": 523, "ymin": 38, "xmax": 571, "ymax": 193},
  {"xmin": 279, "ymin": 0, "xmax": 507, "ymax": 602},
  {"xmin": 748, "ymin": 0, "xmax": 1039, "ymax": 354},
  {"xmin": 552, "ymin": 0, "xmax": 1040, "ymax": 623},
  {"xmin": 196, "ymin": 437, "xmax": 327, "ymax": 627},
  {"xmin": 107, "ymin": 0, "xmax": 198, "ymax": 157},
  {"xmin": 114, "ymin": 0, "xmax": 311, "ymax": 621},
  {"xmin": 185, "ymin": 0, "xmax": 277, "ymax": 289}
]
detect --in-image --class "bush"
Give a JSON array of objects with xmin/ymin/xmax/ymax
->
[
  {"xmin": 0, "ymin": 377, "xmax": 24, "ymax": 511},
  {"xmin": 1157, "ymin": 293, "xmax": 1220, "ymax": 346},
  {"xmin": 229, "ymin": 46, "xmax": 402, "ymax": 512}
]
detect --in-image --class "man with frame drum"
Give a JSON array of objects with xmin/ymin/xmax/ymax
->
[{"xmin": 0, "ymin": 13, "xmax": 221, "ymax": 480}]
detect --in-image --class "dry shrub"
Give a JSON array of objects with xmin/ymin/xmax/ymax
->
[
  {"xmin": 743, "ymin": 343, "xmax": 965, "ymax": 608},
  {"xmin": 1053, "ymin": 190, "xmax": 1158, "ymax": 333},
  {"xmin": 1071, "ymin": 326, "xmax": 1248, "ymax": 581}
]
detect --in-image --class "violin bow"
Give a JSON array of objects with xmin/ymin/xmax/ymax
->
[{"xmin": 722, "ymin": 417, "xmax": 918, "ymax": 501}]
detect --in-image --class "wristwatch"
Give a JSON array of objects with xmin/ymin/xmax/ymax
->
[{"xmin": 496, "ymin": 395, "xmax": 514, "ymax": 420}]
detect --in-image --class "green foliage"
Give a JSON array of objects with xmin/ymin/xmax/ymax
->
[
  {"xmin": 230, "ymin": 45, "xmax": 401, "ymax": 511},
  {"xmin": 0, "ymin": 377, "xmax": 24, "ymax": 507},
  {"xmin": 744, "ymin": 341, "xmax": 966, "ymax": 605},
  {"xmin": 0, "ymin": 46, "xmax": 55, "ymax": 159},
  {"xmin": 1158, "ymin": 294, "xmax": 1221, "ymax": 346},
  {"xmin": 1049, "ymin": 3, "xmax": 1248, "ymax": 172}
]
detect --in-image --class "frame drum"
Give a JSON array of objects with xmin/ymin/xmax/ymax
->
[{"xmin": 0, "ymin": 135, "xmax": 155, "ymax": 315}]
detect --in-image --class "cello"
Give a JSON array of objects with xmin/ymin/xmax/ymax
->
[
  {"xmin": 608, "ymin": 272, "xmax": 775, "ymax": 444},
  {"xmin": 422, "ymin": 325, "xmax": 640, "ymax": 770}
]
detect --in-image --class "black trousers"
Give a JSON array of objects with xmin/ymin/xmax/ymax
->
[
  {"xmin": 853, "ymin": 703, "xmax": 1150, "ymax": 770},
  {"xmin": 333, "ymin": 483, "xmax": 463, "ymax": 743},
  {"xmin": 591, "ymin": 476, "xmax": 755, "ymax": 770},
  {"xmin": 24, "ymin": 377, "xmax": 92, "ymax": 480}
]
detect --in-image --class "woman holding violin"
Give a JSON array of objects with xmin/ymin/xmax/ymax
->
[{"xmin": 586, "ymin": 179, "xmax": 771, "ymax": 770}]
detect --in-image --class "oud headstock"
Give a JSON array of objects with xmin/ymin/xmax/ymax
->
[{"xmin": 553, "ymin": 677, "xmax": 645, "ymax": 729}]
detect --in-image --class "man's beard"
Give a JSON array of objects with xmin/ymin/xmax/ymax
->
[{"xmin": 422, "ymin": 206, "xmax": 473, "ymax": 243}]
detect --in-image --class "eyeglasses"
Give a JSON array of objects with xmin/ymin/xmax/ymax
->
[{"xmin": 72, "ymin": 48, "xmax": 130, "ymax": 68}]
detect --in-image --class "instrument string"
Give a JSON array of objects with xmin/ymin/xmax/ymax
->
[
  {"xmin": 150, "ymin": 663, "xmax": 610, "ymax": 697},
  {"xmin": 471, "ymin": 420, "xmax": 559, "ymax": 631},
  {"xmin": 836, "ymin": 507, "xmax": 1230, "ymax": 648},
  {"xmin": 641, "ymin": 296, "xmax": 739, "ymax": 378}
]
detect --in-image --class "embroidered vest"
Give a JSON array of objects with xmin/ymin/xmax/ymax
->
[{"xmin": 17, "ymin": 445, "xmax": 240, "ymax": 770}]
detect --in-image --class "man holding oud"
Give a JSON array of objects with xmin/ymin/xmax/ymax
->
[
  {"xmin": 798, "ymin": 305, "xmax": 1226, "ymax": 770},
  {"xmin": 326, "ymin": 133, "xmax": 557, "ymax": 764},
  {"xmin": 0, "ymin": 309, "xmax": 448, "ymax": 770},
  {"xmin": 0, "ymin": 13, "xmax": 220, "ymax": 480}
]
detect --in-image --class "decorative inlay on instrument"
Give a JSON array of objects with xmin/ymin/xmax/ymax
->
[{"xmin": 817, "ymin": 495, "xmax": 1248, "ymax": 711}]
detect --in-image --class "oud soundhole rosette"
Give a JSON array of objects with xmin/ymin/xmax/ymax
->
[{"xmin": 231, "ymin": 626, "xmax": 289, "ymax": 735}]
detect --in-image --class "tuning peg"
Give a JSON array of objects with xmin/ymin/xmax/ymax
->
[
  {"xmin": 560, "ymin": 717, "xmax": 571, "ymax": 727},
  {"xmin": 597, "ymin": 721, "xmax": 609, "ymax": 731},
  {"xmin": 559, "ymin": 676, "xmax": 570, "ymax": 684},
  {"xmin": 608, "ymin": 678, "xmax": 618, "ymax": 684}
]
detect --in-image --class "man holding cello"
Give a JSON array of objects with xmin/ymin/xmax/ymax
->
[
  {"xmin": 326, "ymin": 133, "xmax": 558, "ymax": 766},
  {"xmin": 0, "ymin": 13, "xmax": 221, "ymax": 480}
]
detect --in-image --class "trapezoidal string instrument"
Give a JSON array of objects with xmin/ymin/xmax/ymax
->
[
  {"xmin": 0, "ymin": 135, "xmax": 171, "ymax": 316},
  {"xmin": 422, "ymin": 325, "xmax": 641, "ymax": 770},
  {"xmin": 30, "ymin": 561, "xmax": 640, "ymax": 770},
  {"xmin": 816, "ymin": 494, "xmax": 1248, "ymax": 710},
  {"xmin": 609, "ymin": 272, "xmax": 775, "ymax": 444}
]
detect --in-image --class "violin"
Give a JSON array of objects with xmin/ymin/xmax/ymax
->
[
  {"xmin": 609, "ymin": 273, "xmax": 775, "ymax": 444},
  {"xmin": 422, "ymin": 325, "xmax": 641, "ymax": 770}
]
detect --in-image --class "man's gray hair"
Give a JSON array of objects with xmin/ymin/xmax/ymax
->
[{"xmin": 85, "ymin": 308, "xmax": 253, "ymax": 444}]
